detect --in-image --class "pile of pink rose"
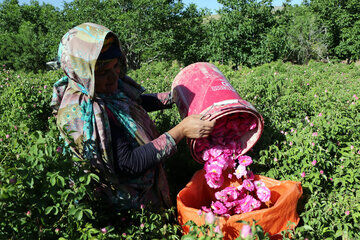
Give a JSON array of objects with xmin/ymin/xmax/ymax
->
[{"xmin": 195, "ymin": 113, "xmax": 271, "ymax": 216}]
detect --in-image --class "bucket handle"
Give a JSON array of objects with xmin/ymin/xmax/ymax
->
[{"xmin": 200, "ymin": 99, "xmax": 241, "ymax": 120}]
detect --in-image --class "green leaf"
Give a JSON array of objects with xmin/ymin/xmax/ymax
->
[
  {"xmin": 45, "ymin": 206, "xmax": 53, "ymax": 215},
  {"xmin": 68, "ymin": 206, "xmax": 77, "ymax": 216},
  {"xmin": 74, "ymin": 209, "xmax": 83, "ymax": 221},
  {"xmin": 58, "ymin": 175, "xmax": 65, "ymax": 187},
  {"xmin": 85, "ymin": 173, "xmax": 99, "ymax": 185},
  {"xmin": 50, "ymin": 176, "xmax": 56, "ymax": 186},
  {"xmin": 334, "ymin": 229, "xmax": 343, "ymax": 238},
  {"xmin": 83, "ymin": 209, "xmax": 94, "ymax": 219},
  {"xmin": 303, "ymin": 225, "xmax": 314, "ymax": 231},
  {"xmin": 182, "ymin": 236, "xmax": 196, "ymax": 240}
]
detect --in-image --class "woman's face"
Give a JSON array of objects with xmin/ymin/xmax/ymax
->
[{"xmin": 95, "ymin": 58, "xmax": 121, "ymax": 94}]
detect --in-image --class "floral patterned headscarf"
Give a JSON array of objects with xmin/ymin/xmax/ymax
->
[{"xmin": 50, "ymin": 23, "xmax": 159, "ymax": 187}]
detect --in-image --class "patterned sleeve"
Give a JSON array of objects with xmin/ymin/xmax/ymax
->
[
  {"xmin": 140, "ymin": 91, "xmax": 174, "ymax": 112},
  {"xmin": 111, "ymin": 119, "xmax": 177, "ymax": 178}
]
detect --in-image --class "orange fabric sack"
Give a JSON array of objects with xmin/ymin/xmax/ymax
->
[{"xmin": 177, "ymin": 169, "xmax": 303, "ymax": 240}]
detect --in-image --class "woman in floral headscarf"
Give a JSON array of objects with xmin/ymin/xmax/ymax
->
[{"xmin": 51, "ymin": 23, "xmax": 215, "ymax": 210}]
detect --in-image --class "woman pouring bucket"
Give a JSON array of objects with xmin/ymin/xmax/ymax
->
[
  {"xmin": 51, "ymin": 22, "xmax": 216, "ymax": 211},
  {"xmin": 51, "ymin": 22, "xmax": 302, "ymax": 240}
]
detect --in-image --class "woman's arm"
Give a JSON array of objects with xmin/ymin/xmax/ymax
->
[
  {"xmin": 140, "ymin": 92, "xmax": 173, "ymax": 112},
  {"xmin": 111, "ymin": 120, "xmax": 177, "ymax": 178},
  {"xmin": 111, "ymin": 114, "xmax": 215, "ymax": 178}
]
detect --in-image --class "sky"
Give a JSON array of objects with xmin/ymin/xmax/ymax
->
[{"xmin": 4, "ymin": 0, "xmax": 303, "ymax": 12}]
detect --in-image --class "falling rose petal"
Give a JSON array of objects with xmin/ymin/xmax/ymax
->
[
  {"xmin": 201, "ymin": 206, "xmax": 211, "ymax": 213},
  {"xmin": 197, "ymin": 113, "xmax": 269, "ymax": 217},
  {"xmin": 243, "ymin": 179, "xmax": 255, "ymax": 191},
  {"xmin": 234, "ymin": 165, "xmax": 247, "ymax": 179},
  {"xmin": 256, "ymin": 187, "xmax": 271, "ymax": 202},
  {"xmin": 238, "ymin": 195, "xmax": 255, "ymax": 213},
  {"xmin": 237, "ymin": 155, "xmax": 253, "ymax": 166},
  {"xmin": 211, "ymin": 201, "xmax": 228, "ymax": 215},
  {"xmin": 254, "ymin": 180, "xmax": 265, "ymax": 189}
]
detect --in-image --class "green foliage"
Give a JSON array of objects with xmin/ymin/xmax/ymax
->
[
  {"xmin": 0, "ymin": 55, "xmax": 359, "ymax": 239},
  {"xmin": 182, "ymin": 220, "xmax": 224, "ymax": 240},
  {"xmin": 216, "ymin": 60, "xmax": 360, "ymax": 239},
  {"xmin": 0, "ymin": 65, "xmax": 181, "ymax": 239},
  {"xmin": 282, "ymin": 5, "xmax": 329, "ymax": 64},
  {"xmin": 310, "ymin": 0, "xmax": 360, "ymax": 62},
  {"xmin": 52, "ymin": 0, "xmax": 210, "ymax": 69},
  {"xmin": 1, "ymin": 0, "xmax": 360, "ymax": 72},
  {"xmin": 0, "ymin": 0, "xmax": 208, "ymax": 72},
  {"xmin": 0, "ymin": 0, "xmax": 63, "ymax": 71},
  {"xmin": 205, "ymin": 0, "xmax": 275, "ymax": 67},
  {"xmin": 183, "ymin": 220, "xmax": 275, "ymax": 240}
]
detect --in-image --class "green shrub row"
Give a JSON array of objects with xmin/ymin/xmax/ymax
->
[{"xmin": 1, "ymin": 0, "xmax": 360, "ymax": 72}]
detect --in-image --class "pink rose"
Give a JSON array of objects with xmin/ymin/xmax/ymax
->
[
  {"xmin": 215, "ymin": 187, "xmax": 239, "ymax": 203},
  {"xmin": 254, "ymin": 180, "xmax": 265, "ymax": 189},
  {"xmin": 205, "ymin": 211, "xmax": 216, "ymax": 224},
  {"xmin": 256, "ymin": 187, "xmax": 271, "ymax": 202},
  {"xmin": 201, "ymin": 206, "xmax": 211, "ymax": 213},
  {"xmin": 236, "ymin": 195, "xmax": 255, "ymax": 213},
  {"xmin": 237, "ymin": 155, "xmax": 253, "ymax": 166},
  {"xmin": 251, "ymin": 198, "xmax": 261, "ymax": 211},
  {"xmin": 211, "ymin": 201, "xmax": 228, "ymax": 215},
  {"xmin": 56, "ymin": 146, "xmax": 62, "ymax": 153},
  {"xmin": 209, "ymin": 146, "xmax": 223, "ymax": 158},
  {"xmin": 205, "ymin": 166, "xmax": 224, "ymax": 189},
  {"xmin": 240, "ymin": 224, "xmax": 253, "ymax": 238},
  {"xmin": 243, "ymin": 179, "xmax": 255, "ymax": 191},
  {"xmin": 234, "ymin": 165, "xmax": 247, "ymax": 179},
  {"xmin": 204, "ymin": 162, "xmax": 222, "ymax": 174}
]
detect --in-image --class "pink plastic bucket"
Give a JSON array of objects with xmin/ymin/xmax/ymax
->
[{"xmin": 171, "ymin": 62, "xmax": 264, "ymax": 164}]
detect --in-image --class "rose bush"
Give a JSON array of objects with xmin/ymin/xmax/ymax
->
[{"xmin": 0, "ymin": 60, "xmax": 359, "ymax": 239}]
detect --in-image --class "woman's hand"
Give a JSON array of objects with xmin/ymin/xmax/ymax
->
[{"xmin": 168, "ymin": 114, "xmax": 216, "ymax": 144}]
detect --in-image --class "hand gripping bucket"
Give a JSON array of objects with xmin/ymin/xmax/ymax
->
[{"xmin": 171, "ymin": 62, "xmax": 264, "ymax": 163}]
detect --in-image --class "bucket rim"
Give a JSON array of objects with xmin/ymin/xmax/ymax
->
[{"xmin": 189, "ymin": 108, "xmax": 264, "ymax": 164}]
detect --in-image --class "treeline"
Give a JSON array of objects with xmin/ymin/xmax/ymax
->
[{"xmin": 0, "ymin": 0, "xmax": 359, "ymax": 72}]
